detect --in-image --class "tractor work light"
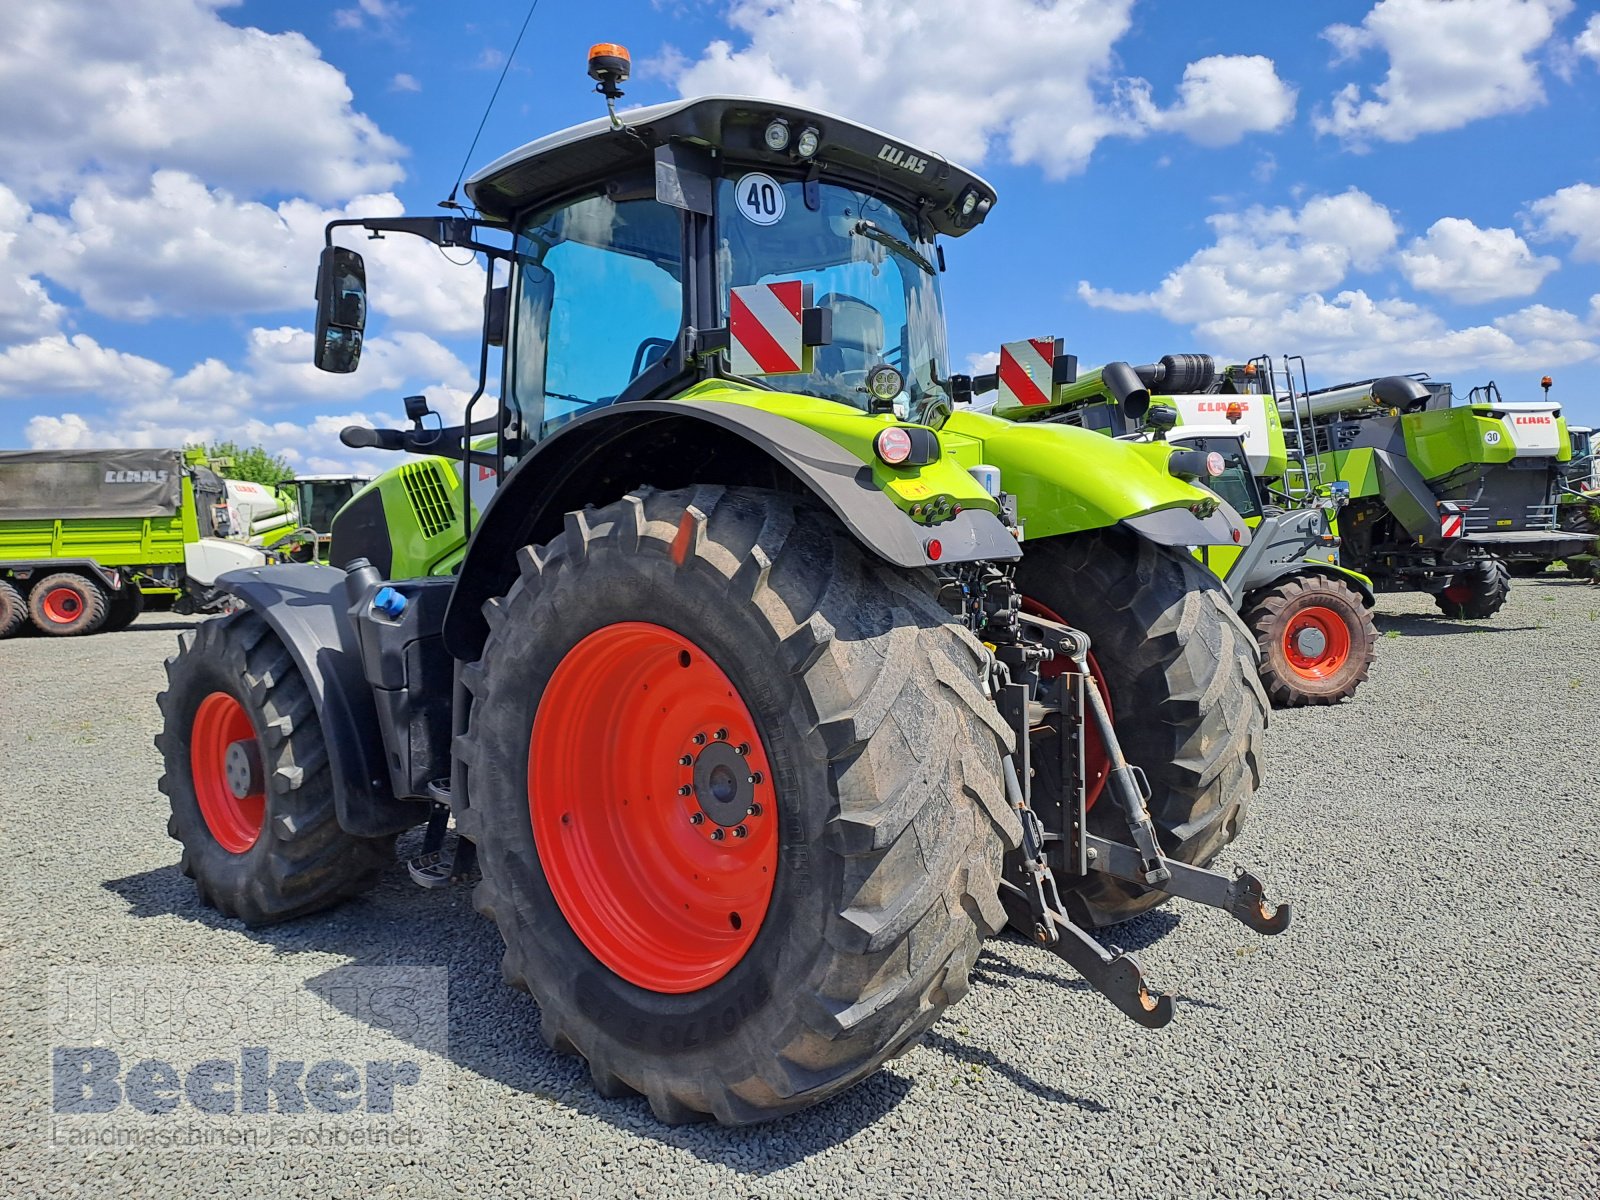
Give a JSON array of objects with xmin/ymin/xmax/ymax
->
[
  {"xmin": 960, "ymin": 190, "xmax": 979, "ymax": 216},
  {"xmin": 764, "ymin": 118, "xmax": 791, "ymax": 151},
  {"xmin": 796, "ymin": 126, "xmax": 821, "ymax": 158},
  {"xmin": 866, "ymin": 364, "xmax": 904, "ymax": 405},
  {"xmin": 874, "ymin": 426, "xmax": 913, "ymax": 465}
]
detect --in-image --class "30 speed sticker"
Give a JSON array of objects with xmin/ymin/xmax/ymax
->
[
  {"xmin": 1484, "ymin": 430, "xmax": 1501, "ymax": 444},
  {"xmin": 733, "ymin": 173, "xmax": 785, "ymax": 226}
]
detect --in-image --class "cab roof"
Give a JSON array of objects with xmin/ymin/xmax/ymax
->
[{"xmin": 465, "ymin": 95, "xmax": 997, "ymax": 238}]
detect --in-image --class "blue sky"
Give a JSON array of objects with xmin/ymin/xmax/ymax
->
[{"xmin": 1, "ymin": 0, "xmax": 1598, "ymax": 473}]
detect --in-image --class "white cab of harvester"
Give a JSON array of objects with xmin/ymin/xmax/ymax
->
[{"xmin": 1484, "ymin": 402, "xmax": 1564, "ymax": 458}]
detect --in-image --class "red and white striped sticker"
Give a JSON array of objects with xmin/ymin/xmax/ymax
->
[
  {"xmin": 729, "ymin": 281, "xmax": 809, "ymax": 376},
  {"xmin": 1440, "ymin": 511, "xmax": 1463, "ymax": 538},
  {"xmin": 998, "ymin": 338, "xmax": 1055, "ymax": 408}
]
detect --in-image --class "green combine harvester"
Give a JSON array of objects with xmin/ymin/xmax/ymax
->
[
  {"xmin": 0, "ymin": 447, "xmax": 291, "ymax": 637},
  {"xmin": 154, "ymin": 50, "xmax": 1292, "ymax": 1126},
  {"xmin": 1270, "ymin": 367, "xmax": 1590, "ymax": 615},
  {"xmin": 1548, "ymin": 416, "xmax": 1597, "ymax": 579},
  {"xmin": 985, "ymin": 350, "xmax": 1377, "ymax": 706}
]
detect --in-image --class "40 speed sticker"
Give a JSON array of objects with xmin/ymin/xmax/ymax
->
[{"xmin": 733, "ymin": 173, "xmax": 785, "ymax": 226}]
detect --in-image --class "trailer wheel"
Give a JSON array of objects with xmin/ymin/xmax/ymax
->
[
  {"xmin": 1243, "ymin": 574, "xmax": 1377, "ymax": 707},
  {"xmin": 27, "ymin": 572, "xmax": 108, "ymax": 636},
  {"xmin": 156, "ymin": 610, "xmax": 395, "ymax": 925},
  {"xmin": 459, "ymin": 486, "xmax": 1017, "ymax": 1125},
  {"xmin": 102, "ymin": 584, "xmax": 146, "ymax": 633},
  {"xmin": 0, "ymin": 579, "xmax": 25, "ymax": 639},
  {"xmin": 1435, "ymin": 557, "xmax": 1511, "ymax": 619},
  {"xmin": 1015, "ymin": 527, "xmax": 1267, "ymax": 928}
]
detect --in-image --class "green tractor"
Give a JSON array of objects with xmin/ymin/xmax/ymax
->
[
  {"xmin": 981, "ymin": 349, "xmax": 1377, "ymax": 707},
  {"xmin": 1270, "ymin": 367, "xmax": 1592, "ymax": 615},
  {"xmin": 155, "ymin": 55, "xmax": 1287, "ymax": 1125}
]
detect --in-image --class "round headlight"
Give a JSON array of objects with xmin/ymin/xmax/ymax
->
[
  {"xmin": 866, "ymin": 364, "xmax": 904, "ymax": 403},
  {"xmin": 1205, "ymin": 451, "xmax": 1226, "ymax": 477},
  {"xmin": 763, "ymin": 119, "xmax": 790, "ymax": 151},
  {"xmin": 875, "ymin": 427, "xmax": 913, "ymax": 465},
  {"xmin": 960, "ymin": 191, "xmax": 978, "ymax": 216},
  {"xmin": 796, "ymin": 126, "xmax": 820, "ymax": 158}
]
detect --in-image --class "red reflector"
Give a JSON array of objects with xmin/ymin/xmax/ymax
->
[
  {"xmin": 875, "ymin": 427, "xmax": 913, "ymax": 465},
  {"xmin": 925, "ymin": 539, "xmax": 943, "ymax": 561},
  {"xmin": 1232, "ymin": 528, "xmax": 1241, "ymax": 543}
]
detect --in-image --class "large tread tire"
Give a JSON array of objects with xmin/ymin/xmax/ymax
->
[
  {"xmin": 1014, "ymin": 527, "xmax": 1268, "ymax": 928},
  {"xmin": 156, "ymin": 611, "xmax": 395, "ymax": 925},
  {"xmin": 28, "ymin": 572, "xmax": 108, "ymax": 636},
  {"xmin": 1243, "ymin": 574, "xmax": 1377, "ymax": 707},
  {"xmin": 0, "ymin": 579, "xmax": 25, "ymax": 639},
  {"xmin": 459, "ymin": 485, "xmax": 1018, "ymax": 1125},
  {"xmin": 102, "ymin": 584, "xmax": 146, "ymax": 633},
  {"xmin": 1434, "ymin": 558, "xmax": 1511, "ymax": 619}
]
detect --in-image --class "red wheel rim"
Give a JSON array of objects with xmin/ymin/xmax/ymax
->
[
  {"xmin": 529, "ymin": 622, "xmax": 779, "ymax": 994},
  {"xmin": 1282, "ymin": 605, "xmax": 1352, "ymax": 679},
  {"xmin": 1441, "ymin": 582, "xmax": 1472, "ymax": 605},
  {"xmin": 1020, "ymin": 598, "xmax": 1113, "ymax": 811},
  {"xmin": 190, "ymin": 692, "xmax": 265, "ymax": 854},
  {"xmin": 41, "ymin": 587, "xmax": 82, "ymax": 624}
]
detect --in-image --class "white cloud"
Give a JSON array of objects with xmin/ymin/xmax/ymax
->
[
  {"xmin": 0, "ymin": 0, "xmax": 405, "ymax": 202},
  {"xmin": 1314, "ymin": 0, "xmax": 1572, "ymax": 145},
  {"xmin": 1078, "ymin": 189, "xmax": 1400, "ymax": 323},
  {"xmin": 1525, "ymin": 182, "xmax": 1600, "ymax": 263},
  {"xmin": 0, "ymin": 185, "xmax": 65, "ymax": 344},
  {"xmin": 390, "ymin": 73, "xmax": 422, "ymax": 92},
  {"xmin": 1397, "ymin": 217, "xmax": 1558, "ymax": 302},
  {"xmin": 1575, "ymin": 13, "xmax": 1600, "ymax": 64},
  {"xmin": 672, "ymin": 1, "xmax": 1294, "ymax": 178},
  {"xmin": 1117, "ymin": 55, "xmax": 1298, "ymax": 147},
  {"xmin": 0, "ymin": 333, "xmax": 172, "ymax": 395}
]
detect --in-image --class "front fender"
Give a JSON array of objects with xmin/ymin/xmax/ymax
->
[
  {"xmin": 943, "ymin": 409, "xmax": 1246, "ymax": 544},
  {"xmin": 444, "ymin": 398, "xmax": 1020, "ymax": 661}
]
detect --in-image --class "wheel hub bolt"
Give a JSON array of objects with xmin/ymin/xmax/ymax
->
[
  {"xmin": 710, "ymin": 828, "xmax": 725, "ymax": 841},
  {"xmin": 746, "ymin": 803, "xmax": 762, "ymax": 817},
  {"xmin": 689, "ymin": 812, "xmax": 704, "ymax": 825},
  {"xmin": 692, "ymin": 733, "xmax": 707, "ymax": 745},
  {"xmin": 748, "ymin": 771, "xmax": 763, "ymax": 785},
  {"xmin": 677, "ymin": 785, "xmax": 692, "ymax": 797},
  {"xmin": 714, "ymin": 728, "xmax": 728, "ymax": 741},
  {"xmin": 735, "ymin": 743, "xmax": 750, "ymax": 756},
  {"xmin": 678, "ymin": 754, "xmax": 693, "ymax": 766},
  {"xmin": 733, "ymin": 825, "xmax": 748, "ymax": 839}
]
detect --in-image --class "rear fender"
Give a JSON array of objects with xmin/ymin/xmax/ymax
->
[
  {"xmin": 443, "ymin": 399, "xmax": 1020, "ymax": 661},
  {"xmin": 215, "ymin": 563, "xmax": 429, "ymax": 837}
]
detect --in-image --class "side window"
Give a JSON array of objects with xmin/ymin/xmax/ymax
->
[{"xmin": 509, "ymin": 195, "xmax": 684, "ymax": 443}]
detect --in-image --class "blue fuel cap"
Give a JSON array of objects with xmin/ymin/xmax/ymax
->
[{"xmin": 372, "ymin": 586, "xmax": 407, "ymax": 619}]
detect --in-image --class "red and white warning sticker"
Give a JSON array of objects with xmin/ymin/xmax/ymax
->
[
  {"xmin": 1440, "ymin": 511, "xmax": 1463, "ymax": 538},
  {"xmin": 998, "ymin": 338, "xmax": 1055, "ymax": 408},
  {"xmin": 729, "ymin": 280, "xmax": 810, "ymax": 376}
]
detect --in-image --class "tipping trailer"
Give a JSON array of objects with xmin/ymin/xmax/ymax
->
[
  {"xmin": 1273, "ymin": 367, "xmax": 1591, "ymax": 615},
  {"xmin": 153, "ymin": 51, "xmax": 1291, "ymax": 1126},
  {"xmin": 0, "ymin": 447, "xmax": 284, "ymax": 637},
  {"xmin": 980, "ymin": 348, "xmax": 1376, "ymax": 705}
]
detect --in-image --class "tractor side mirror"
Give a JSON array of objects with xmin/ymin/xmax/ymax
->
[{"xmin": 313, "ymin": 245, "xmax": 368, "ymax": 374}]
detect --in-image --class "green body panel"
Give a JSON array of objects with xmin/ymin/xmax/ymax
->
[
  {"xmin": 1316, "ymin": 445, "xmax": 1381, "ymax": 499},
  {"xmin": 942, "ymin": 409, "xmax": 1217, "ymax": 541},
  {"xmin": 348, "ymin": 459, "xmax": 471, "ymax": 579},
  {"xmin": 0, "ymin": 474, "xmax": 200, "ymax": 569},
  {"xmin": 1315, "ymin": 406, "xmax": 1570, "ymax": 494}
]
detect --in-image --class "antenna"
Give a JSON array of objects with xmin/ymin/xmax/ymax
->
[{"xmin": 439, "ymin": 0, "xmax": 543, "ymax": 211}]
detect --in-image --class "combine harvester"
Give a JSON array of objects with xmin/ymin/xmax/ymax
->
[
  {"xmin": 1269, "ymin": 363, "xmax": 1591, "ymax": 616},
  {"xmin": 986, "ymin": 349, "xmax": 1377, "ymax": 706},
  {"xmin": 0, "ymin": 447, "xmax": 293, "ymax": 637},
  {"xmin": 153, "ymin": 50, "xmax": 1292, "ymax": 1125}
]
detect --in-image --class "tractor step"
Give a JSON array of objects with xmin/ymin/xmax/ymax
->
[{"xmin": 405, "ymin": 794, "xmax": 478, "ymax": 888}]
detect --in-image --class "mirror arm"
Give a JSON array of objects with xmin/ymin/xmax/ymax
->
[{"xmin": 323, "ymin": 216, "xmax": 510, "ymax": 261}]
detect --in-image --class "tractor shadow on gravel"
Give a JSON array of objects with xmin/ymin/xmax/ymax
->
[
  {"xmin": 105, "ymin": 826, "xmax": 1138, "ymax": 1169},
  {"xmin": 1372, "ymin": 614, "xmax": 1540, "ymax": 637}
]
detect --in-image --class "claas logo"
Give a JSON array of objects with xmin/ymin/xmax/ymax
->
[
  {"xmin": 104, "ymin": 470, "xmax": 169, "ymax": 484},
  {"xmin": 1196, "ymin": 400, "xmax": 1250, "ymax": 414},
  {"xmin": 1513, "ymin": 415, "xmax": 1553, "ymax": 426}
]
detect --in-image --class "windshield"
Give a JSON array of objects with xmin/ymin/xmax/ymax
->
[
  {"xmin": 716, "ymin": 177, "xmax": 951, "ymax": 423},
  {"xmin": 1181, "ymin": 437, "xmax": 1262, "ymax": 518}
]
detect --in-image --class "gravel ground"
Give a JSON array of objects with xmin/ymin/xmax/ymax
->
[{"xmin": 2, "ymin": 577, "xmax": 1597, "ymax": 1199}]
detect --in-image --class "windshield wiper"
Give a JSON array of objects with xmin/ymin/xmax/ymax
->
[{"xmin": 853, "ymin": 221, "xmax": 935, "ymax": 276}]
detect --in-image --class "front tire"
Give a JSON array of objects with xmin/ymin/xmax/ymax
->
[
  {"xmin": 1014, "ymin": 527, "xmax": 1268, "ymax": 928},
  {"xmin": 1243, "ymin": 574, "xmax": 1377, "ymax": 707},
  {"xmin": 0, "ymin": 579, "xmax": 25, "ymax": 638},
  {"xmin": 1434, "ymin": 557, "xmax": 1511, "ymax": 619},
  {"xmin": 458, "ymin": 486, "xmax": 1017, "ymax": 1125},
  {"xmin": 28, "ymin": 572, "xmax": 107, "ymax": 636},
  {"xmin": 156, "ymin": 611, "xmax": 395, "ymax": 925}
]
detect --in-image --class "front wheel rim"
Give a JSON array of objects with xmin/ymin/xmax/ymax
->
[
  {"xmin": 1282, "ymin": 605, "xmax": 1352, "ymax": 679},
  {"xmin": 190, "ymin": 692, "xmax": 265, "ymax": 853},
  {"xmin": 529, "ymin": 622, "xmax": 779, "ymax": 994},
  {"xmin": 41, "ymin": 587, "xmax": 83, "ymax": 624}
]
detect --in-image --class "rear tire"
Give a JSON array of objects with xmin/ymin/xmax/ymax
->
[
  {"xmin": 102, "ymin": 584, "xmax": 146, "ymax": 633},
  {"xmin": 459, "ymin": 486, "xmax": 1017, "ymax": 1125},
  {"xmin": 156, "ymin": 610, "xmax": 395, "ymax": 925},
  {"xmin": 0, "ymin": 580, "xmax": 25, "ymax": 638},
  {"xmin": 1243, "ymin": 574, "xmax": 1377, "ymax": 707},
  {"xmin": 1015, "ymin": 527, "xmax": 1268, "ymax": 927},
  {"xmin": 28, "ymin": 572, "xmax": 107, "ymax": 636},
  {"xmin": 1434, "ymin": 558, "xmax": 1511, "ymax": 619}
]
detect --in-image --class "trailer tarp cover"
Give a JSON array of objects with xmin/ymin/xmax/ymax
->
[{"xmin": 0, "ymin": 448, "xmax": 185, "ymax": 519}]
